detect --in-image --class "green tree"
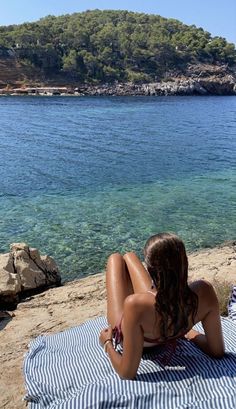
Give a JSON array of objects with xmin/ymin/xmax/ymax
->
[{"xmin": 0, "ymin": 9, "xmax": 235, "ymax": 83}]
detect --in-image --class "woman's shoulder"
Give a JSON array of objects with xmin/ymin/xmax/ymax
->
[
  {"xmin": 123, "ymin": 292, "xmax": 155, "ymax": 317},
  {"xmin": 189, "ymin": 279, "xmax": 215, "ymax": 294},
  {"xmin": 189, "ymin": 279, "xmax": 218, "ymax": 306},
  {"xmin": 124, "ymin": 292, "xmax": 152, "ymax": 308},
  {"xmin": 123, "ymin": 292, "xmax": 158, "ymax": 330}
]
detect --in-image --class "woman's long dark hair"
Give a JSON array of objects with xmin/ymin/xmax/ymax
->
[{"xmin": 144, "ymin": 232, "xmax": 198, "ymax": 340}]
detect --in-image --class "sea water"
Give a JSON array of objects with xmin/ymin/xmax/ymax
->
[{"xmin": 0, "ymin": 96, "xmax": 235, "ymax": 280}]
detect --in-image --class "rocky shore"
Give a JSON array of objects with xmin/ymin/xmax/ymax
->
[
  {"xmin": 0, "ymin": 64, "xmax": 236, "ymax": 97},
  {"xmin": 79, "ymin": 77, "xmax": 236, "ymax": 96},
  {"xmin": 0, "ymin": 241, "xmax": 235, "ymax": 408},
  {"xmin": 0, "ymin": 77, "xmax": 235, "ymax": 97},
  {"xmin": 76, "ymin": 65, "xmax": 236, "ymax": 96}
]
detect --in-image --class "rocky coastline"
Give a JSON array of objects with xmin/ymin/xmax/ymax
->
[
  {"xmin": 75, "ymin": 64, "xmax": 236, "ymax": 96},
  {"xmin": 0, "ymin": 241, "xmax": 236, "ymax": 408},
  {"xmin": 0, "ymin": 64, "xmax": 236, "ymax": 97},
  {"xmin": 80, "ymin": 76, "xmax": 236, "ymax": 96},
  {"xmin": 0, "ymin": 76, "xmax": 235, "ymax": 97}
]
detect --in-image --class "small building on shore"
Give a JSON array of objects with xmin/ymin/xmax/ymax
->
[{"xmin": 0, "ymin": 86, "xmax": 72, "ymax": 96}]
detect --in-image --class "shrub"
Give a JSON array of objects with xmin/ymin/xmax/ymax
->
[{"xmin": 213, "ymin": 280, "xmax": 231, "ymax": 316}]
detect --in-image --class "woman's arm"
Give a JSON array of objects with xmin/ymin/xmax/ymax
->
[
  {"xmin": 186, "ymin": 280, "xmax": 225, "ymax": 358},
  {"xmin": 185, "ymin": 328, "xmax": 220, "ymax": 356},
  {"xmin": 100, "ymin": 294, "xmax": 144, "ymax": 379}
]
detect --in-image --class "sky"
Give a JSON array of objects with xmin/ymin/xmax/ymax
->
[{"xmin": 0, "ymin": 0, "xmax": 235, "ymax": 45}]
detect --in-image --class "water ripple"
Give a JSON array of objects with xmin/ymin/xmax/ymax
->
[{"xmin": 0, "ymin": 96, "xmax": 235, "ymax": 279}]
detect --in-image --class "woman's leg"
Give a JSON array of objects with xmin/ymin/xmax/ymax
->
[
  {"xmin": 123, "ymin": 252, "xmax": 152, "ymax": 293},
  {"xmin": 106, "ymin": 253, "xmax": 134, "ymax": 328}
]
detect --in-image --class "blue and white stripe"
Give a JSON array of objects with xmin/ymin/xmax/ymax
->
[
  {"xmin": 228, "ymin": 285, "xmax": 236, "ymax": 321},
  {"xmin": 24, "ymin": 316, "xmax": 236, "ymax": 409}
]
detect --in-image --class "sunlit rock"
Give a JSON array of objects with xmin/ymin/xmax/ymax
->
[{"xmin": 0, "ymin": 243, "xmax": 61, "ymax": 306}]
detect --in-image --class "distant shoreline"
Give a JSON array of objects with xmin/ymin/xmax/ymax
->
[{"xmin": 1, "ymin": 77, "xmax": 236, "ymax": 97}]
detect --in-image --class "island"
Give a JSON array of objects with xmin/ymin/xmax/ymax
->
[{"xmin": 0, "ymin": 10, "xmax": 235, "ymax": 96}]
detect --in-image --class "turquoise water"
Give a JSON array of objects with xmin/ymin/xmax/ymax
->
[{"xmin": 0, "ymin": 96, "xmax": 235, "ymax": 280}]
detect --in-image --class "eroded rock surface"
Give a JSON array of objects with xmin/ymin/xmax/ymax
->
[{"xmin": 0, "ymin": 243, "xmax": 61, "ymax": 306}]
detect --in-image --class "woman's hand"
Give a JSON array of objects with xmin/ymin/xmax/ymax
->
[
  {"xmin": 185, "ymin": 328, "xmax": 200, "ymax": 340},
  {"xmin": 99, "ymin": 326, "xmax": 113, "ymax": 347}
]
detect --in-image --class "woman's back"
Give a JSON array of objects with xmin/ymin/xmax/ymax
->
[
  {"xmin": 124, "ymin": 288, "xmax": 194, "ymax": 346},
  {"xmin": 130, "ymin": 279, "xmax": 224, "ymax": 356}
]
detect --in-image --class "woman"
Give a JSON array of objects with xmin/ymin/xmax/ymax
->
[{"xmin": 99, "ymin": 233, "xmax": 225, "ymax": 380}]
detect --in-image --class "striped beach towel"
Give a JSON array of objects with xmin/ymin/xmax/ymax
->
[
  {"xmin": 24, "ymin": 316, "xmax": 236, "ymax": 409},
  {"xmin": 228, "ymin": 285, "xmax": 236, "ymax": 321}
]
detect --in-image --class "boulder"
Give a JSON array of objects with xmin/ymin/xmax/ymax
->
[
  {"xmin": 0, "ymin": 243, "xmax": 61, "ymax": 307},
  {"xmin": 0, "ymin": 253, "xmax": 21, "ymax": 299}
]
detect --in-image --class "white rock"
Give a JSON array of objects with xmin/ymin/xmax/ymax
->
[
  {"xmin": 0, "ymin": 243, "xmax": 61, "ymax": 305},
  {"xmin": 0, "ymin": 253, "xmax": 21, "ymax": 296}
]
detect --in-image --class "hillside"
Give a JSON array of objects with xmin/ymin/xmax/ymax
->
[
  {"xmin": 0, "ymin": 48, "xmax": 42, "ymax": 87},
  {"xmin": 0, "ymin": 10, "xmax": 236, "ymax": 93}
]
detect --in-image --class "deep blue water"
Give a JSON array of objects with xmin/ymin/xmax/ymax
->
[{"xmin": 0, "ymin": 96, "xmax": 235, "ymax": 280}]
